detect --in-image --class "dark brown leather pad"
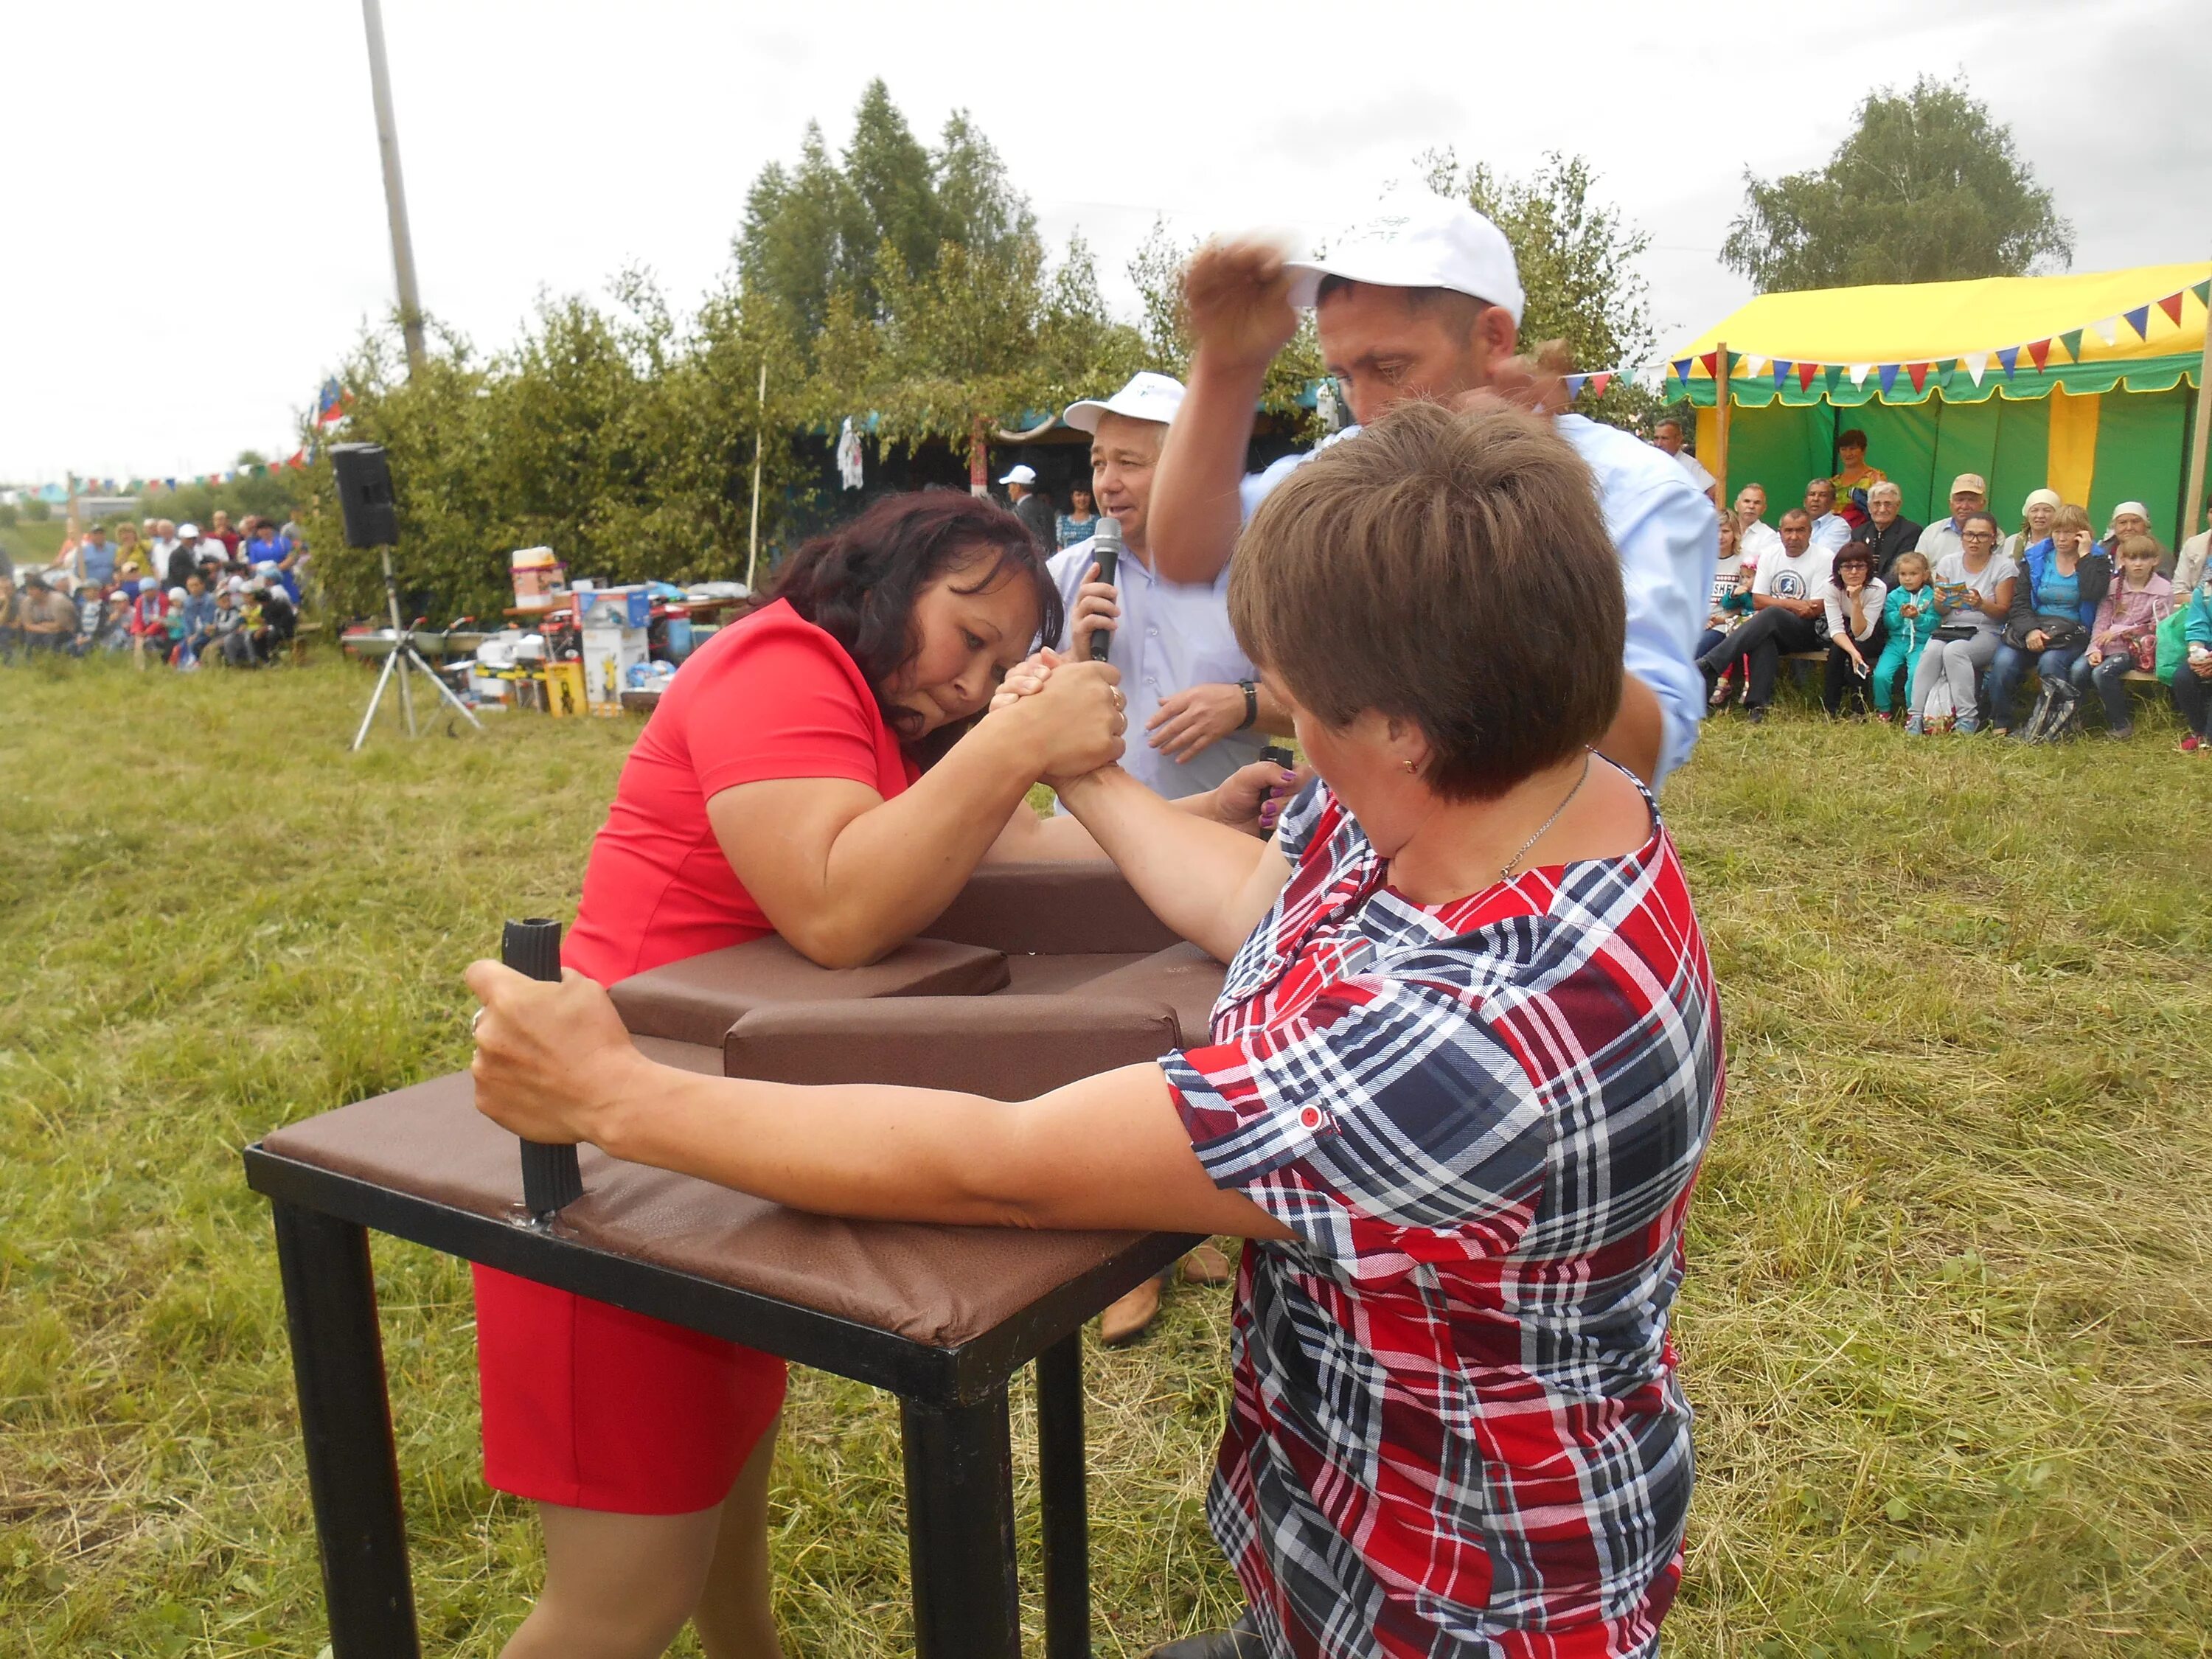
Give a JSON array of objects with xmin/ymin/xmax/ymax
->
[
  {"xmin": 922, "ymin": 860, "xmax": 1180, "ymax": 956},
  {"xmin": 608, "ymin": 934, "xmax": 1010, "ymax": 1048}
]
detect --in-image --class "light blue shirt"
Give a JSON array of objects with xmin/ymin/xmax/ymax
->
[
  {"xmin": 1808, "ymin": 512, "xmax": 1851, "ymax": 554},
  {"xmin": 1239, "ymin": 414, "xmax": 1717, "ymax": 782},
  {"xmin": 1046, "ymin": 535, "xmax": 1267, "ymax": 802}
]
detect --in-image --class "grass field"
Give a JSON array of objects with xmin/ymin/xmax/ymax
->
[{"xmin": 3, "ymin": 653, "xmax": 2210, "ymax": 1657}]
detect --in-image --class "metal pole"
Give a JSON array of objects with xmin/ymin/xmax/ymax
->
[
  {"xmin": 746, "ymin": 359, "xmax": 766, "ymax": 591},
  {"xmin": 1036, "ymin": 1333, "xmax": 1092, "ymax": 1659},
  {"xmin": 360, "ymin": 0, "xmax": 427, "ymax": 376},
  {"xmin": 901, "ymin": 1390, "xmax": 1020, "ymax": 1659},
  {"xmin": 2183, "ymin": 300, "xmax": 2212, "ymax": 544}
]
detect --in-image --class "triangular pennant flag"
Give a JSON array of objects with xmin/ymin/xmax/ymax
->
[
  {"xmin": 1744, "ymin": 353, "xmax": 1767, "ymax": 377},
  {"xmin": 1670, "ymin": 357, "xmax": 1693, "ymax": 383},
  {"xmin": 1697, "ymin": 351, "xmax": 1719, "ymax": 378},
  {"xmin": 1848, "ymin": 364, "xmax": 1872, "ymax": 388},
  {"xmin": 2193, "ymin": 280, "xmax": 2211, "ymax": 307},
  {"xmin": 1996, "ymin": 346, "xmax": 2020, "ymax": 378},
  {"xmin": 1798, "ymin": 363, "xmax": 1819, "ymax": 390},
  {"xmin": 1773, "ymin": 360, "xmax": 1792, "ymax": 388},
  {"xmin": 2093, "ymin": 317, "xmax": 2118, "ymax": 347},
  {"xmin": 1878, "ymin": 364, "xmax": 1901, "ymax": 395},
  {"xmin": 2122, "ymin": 306, "xmax": 2149, "ymax": 340},
  {"xmin": 1588, "ymin": 372, "xmax": 1612, "ymax": 397},
  {"xmin": 1565, "ymin": 374, "xmax": 1587, "ymax": 400},
  {"xmin": 1961, "ymin": 351, "xmax": 1989, "ymax": 386},
  {"xmin": 2157, "ymin": 292, "xmax": 2185, "ymax": 327},
  {"xmin": 2025, "ymin": 339, "xmax": 2051, "ymax": 372},
  {"xmin": 1823, "ymin": 366, "xmax": 1843, "ymax": 393},
  {"xmin": 2059, "ymin": 328, "xmax": 2084, "ymax": 361},
  {"xmin": 1907, "ymin": 363, "xmax": 1930, "ymax": 392}
]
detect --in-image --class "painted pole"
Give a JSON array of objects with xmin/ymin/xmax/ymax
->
[
  {"xmin": 2184, "ymin": 303, "xmax": 2212, "ymax": 544},
  {"xmin": 360, "ymin": 0, "xmax": 427, "ymax": 376},
  {"xmin": 746, "ymin": 358, "xmax": 768, "ymax": 591},
  {"xmin": 1711, "ymin": 341, "xmax": 1731, "ymax": 512}
]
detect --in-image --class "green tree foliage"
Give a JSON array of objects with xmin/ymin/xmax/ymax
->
[
  {"xmin": 1721, "ymin": 74, "xmax": 2073, "ymax": 293},
  {"xmin": 1124, "ymin": 218, "xmax": 1324, "ymax": 437}
]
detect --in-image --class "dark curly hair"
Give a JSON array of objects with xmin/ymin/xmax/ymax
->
[{"xmin": 770, "ymin": 489, "xmax": 1062, "ymax": 749}]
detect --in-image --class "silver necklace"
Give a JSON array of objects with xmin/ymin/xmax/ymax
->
[{"xmin": 1500, "ymin": 751, "xmax": 1595, "ymax": 881}]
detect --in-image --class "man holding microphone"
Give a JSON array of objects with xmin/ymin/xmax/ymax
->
[{"xmin": 1147, "ymin": 192, "xmax": 1716, "ymax": 786}]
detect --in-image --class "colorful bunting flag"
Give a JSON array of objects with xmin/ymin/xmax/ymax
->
[
  {"xmin": 2093, "ymin": 317, "xmax": 2118, "ymax": 347},
  {"xmin": 1848, "ymin": 364, "xmax": 1872, "ymax": 388},
  {"xmin": 2025, "ymin": 339, "xmax": 2051, "ymax": 371},
  {"xmin": 1797, "ymin": 363, "xmax": 1818, "ymax": 390},
  {"xmin": 1744, "ymin": 353, "xmax": 1767, "ymax": 377},
  {"xmin": 2157, "ymin": 292, "xmax": 2185, "ymax": 327},
  {"xmin": 1697, "ymin": 351, "xmax": 1719, "ymax": 378},
  {"xmin": 1670, "ymin": 357, "xmax": 1693, "ymax": 383},
  {"xmin": 1773, "ymin": 360, "xmax": 1792, "ymax": 388},
  {"xmin": 1588, "ymin": 372, "xmax": 1612, "ymax": 397},
  {"xmin": 1995, "ymin": 346, "xmax": 2020, "ymax": 378},
  {"xmin": 1961, "ymin": 351, "xmax": 1989, "ymax": 386},
  {"xmin": 1878, "ymin": 364, "xmax": 1901, "ymax": 395},
  {"xmin": 2122, "ymin": 306, "xmax": 2149, "ymax": 340},
  {"xmin": 1823, "ymin": 366, "xmax": 1843, "ymax": 394},
  {"xmin": 2194, "ymin": 280, "xmax": 2211, "ymax": 307},
  {"xmin": 1565, "ymin": 374, "xmax": 1587, "ymax": 400},
  {"xmin": 2059, "ymin": 329, "xmax": 2084, "ymax": 362},
  {"xmin": 1907, "ymin": 363, "xmax": 1931, "ymax": 392}
]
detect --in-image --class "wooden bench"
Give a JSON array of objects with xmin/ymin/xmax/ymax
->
[{"xmin": 1778, "ymin": 649, "xmax": 2157, "ymax": 683}]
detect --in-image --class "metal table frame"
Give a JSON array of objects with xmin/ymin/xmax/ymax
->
[{"xmin": 244, "ymin": 1141, "xmax": 1194, "ymax": 1658}]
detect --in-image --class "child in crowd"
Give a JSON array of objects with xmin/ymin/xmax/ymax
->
[
  {"xmin": 129, "ymin": 582, "xmax": 172, "ymax": 669},
  {"xmin": 1874, "ymin": 552, "xmax": 1937, "ymax": 721},
  {"xmin": 2079, "ymin": 535, "xmax": 2174, "ymax": 740},
  {"xmin": 1702, "ymin": 516, "xmax": 1757, "ymax": 707}
]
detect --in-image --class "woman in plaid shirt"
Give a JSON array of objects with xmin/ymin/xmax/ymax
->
[{"xmin": 470, "ymin": 403, "xmax": 1724, "ymax": 1659}]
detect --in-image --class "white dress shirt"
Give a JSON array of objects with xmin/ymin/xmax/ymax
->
[
  {"xmin": 1045, "ymin": 536, "xmax": 1266, "ymax": 802},
  {"xmin": 1240, "ymin": 416, "xmax": 1717, "ymax": 782}
]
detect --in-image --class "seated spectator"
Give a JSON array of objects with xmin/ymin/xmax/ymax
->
[
  {"xmin": 2003, "ymin": 489, "xmax": 2059, "ymax": 562},
  {"xmin": 1915, "ymin": 473, "xmax": 1988, "ymax": 565},
  {"xmin": 243, "ymin": 518, "xmax": 284, "ymax": 571},
  {"xmin": 1802, "ymin": 476, "xmax": 1851, "ymax": 552},
  {"xmin": 2174, "ymin": 572, "xmax": 2212, "ymax": 754},
  {"xmin": 17, "ymin": 577, "xmax": 77, "ymax": 653},
  {"xmin": 0, "ymin": 572, "xmax": 19, "ymax": 661},
  {"xmin": 150, "ymin": 519, "xmax": 180, "ymax": 571},
  {"xmin": 1906, "ymin": 511, "xmax": 2015, "ymax": 735},
  {"xmin": 1829, "ymin": 428, "xmax": 1886, "ymax": 525},
  {"xmin": 1873, "ymin": 552, "xmax": 1938, "ymax": 722},
  {"xmin": 1652, "ymin": 417, "xmax": 1714, "ymax": 496},
  {"xmin": 209, "ymin": 509, "xmax": 243, "ymax": 562},
  {"xmin": 1852, "ymin": 480, "xmax": 1923, "ymax": 585},
  {"xmin": 1732, "ymin": 482, "xmax": 1783, "ymax": 566},
  {"xmin": 252, "ymin": 577, "xmax": 298, "ymax": 661},
  {"xmin": 1057, "ymin": 485, "xmax": 1099, "ymax": 549},
  {"xmin": 1695, "ymin": 515, "xmax": 1753, "ymax": 662},
  {"xmin": 167, "ymin": 523, "xmax": 213, "ymax": 588},
  {"xmin": 1986, "ymin": 504, "xmax": 2108, "ymax": 737},
  {"xmin": 73, "ymin": 523, "xmax": 117, "ymax": 591},
  {"xmin": 2100, "ymin": 501, "xmax": 2171, "ymax": 580},
  {"xmin": 2078, "ymin": 536, "xmax": 2174, "ymax": 739},
  {"xmin": 206, "ymin": 583, "xmax": 249, "ymax": 665},
  {"xmin": 175, "ymin": 574, "xmax": 217, "ymax": 661},
  {"xmin": 113, "ymin": 521, "xmax": 153, "ymax": 583},
  {"xmin": 1821, "ymin": 544, "xmax": 1886, "ymax": 715},
  {"xmin": 1696, "ymin": 507, "xmax": 1827, "ymax": 722},
  {"xmin": 2175, "ymin": 495, "xmax": 2210, "ymax": 594},
  {"xmin": 128, "ymin": 581, "xmax": 171, "ymax": 669}
]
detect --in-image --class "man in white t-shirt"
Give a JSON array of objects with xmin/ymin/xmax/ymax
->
[
  {"xmin": 1652, "ymin": 417, "xmax": 1715, "ymax": 496},
  {"xmin": 1732, "ymin": 483, "xmax": 1783, "ymax": 568},
  {"xmin": 1696, "ymin": 507, "xmax": 1828, "ymax": 720},
  {"xmin": 1804, "ymin": 477, "xmax": 1851, "ymax": 553},
  {"xmin": 1147, "ymin": 193, "xmax": 1715, "ymax": 786}
]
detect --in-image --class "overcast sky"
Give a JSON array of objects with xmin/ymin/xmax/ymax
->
[{"xmin": 7, "ymin": 0, "xmax": 2205, "ymax": 484}]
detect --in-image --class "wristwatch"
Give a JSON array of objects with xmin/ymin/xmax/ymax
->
[{"xmin": 1237, "ymin": 679, "xmax": 1258, "ymax": 730}]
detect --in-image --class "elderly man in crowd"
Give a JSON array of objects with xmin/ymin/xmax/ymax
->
[
  {"xmin": 998, "ymin": 464, "xmax": 1058, "ymax": 553},
  {"xmin": 2177, "ymin": 493, "xmax": 2211, "ymax": 594},
  {"xmin": 1146, "ymin": 193, "xmax": 1714, "ymax": 787},
  {"xmin": 1852, "ymin": 479, "xmax": 1924, "ymax": 586},
  {"xmin": 1803, "ymin": 476, "xmax": 1851, "ymax": 553},
  {"xmin": 1045, "ymin": 367, "xmax": 1290, "ymax": 1343},
  {"xmin": 1652, "ymin": 417, "xmax": 1714, "ymax": 497},
  {"xmin": 1733, "ymin": 482, "xmax": 1783, "ymax": 567},
  {"xmin": 72, "ymin": 522, "xmax": 117, "ymax": 590},
  {"xmin": 1916, "ymin": 473, "xmax": 1989, "ymax": 565}
]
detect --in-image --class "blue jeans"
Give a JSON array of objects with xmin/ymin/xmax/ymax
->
[
  {"xmin": 2072, "ymin": 652, "xmax": 2138, "ymax": 731},
  {"xmin": 1986, "ymin": 641, "xmax": 2083, "ymax": 727}
]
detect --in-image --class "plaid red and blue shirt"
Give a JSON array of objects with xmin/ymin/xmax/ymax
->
[{"xmin": 1163, "ymin": 768, "xmax": 1722, "ymax": 1658}]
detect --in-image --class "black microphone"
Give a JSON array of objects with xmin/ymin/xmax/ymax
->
[
  {"xmin": 1088, "ymin": 517, "xmax": 1122, "ymax": 662},
  {"xmin": 502, "ymin": 917, "xmax": 584, "ymax": 1220}
]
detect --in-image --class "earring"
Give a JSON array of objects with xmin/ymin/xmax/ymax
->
[{"xmin": 1402, "ymin": 759, "xmax": 1418, "ymax": 774}]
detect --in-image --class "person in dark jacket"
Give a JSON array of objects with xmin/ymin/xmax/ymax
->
[
  {"xmin": 1850, "ymin": 480, "xmax": 1923, "ymax": 586},
  {"xmin": 999, "ymin": 465, "xmax": 1058, "ymax": 552},
  {"xmin": 1985, "ymin": 502, "xmax": 2110, "ymax": 735}
]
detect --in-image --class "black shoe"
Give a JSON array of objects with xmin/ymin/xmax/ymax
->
[
  {"xmin": 1743, "ymin": 705, "xmax": 1767, "ymax": 724},
  {"xmin": 1147, "ymin": 1610, "xmax": 1266, "ymax": 1658}
]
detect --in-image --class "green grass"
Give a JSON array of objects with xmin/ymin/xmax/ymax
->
[
  {"xmin": 3, "ymin": 655, "xmax": 2209, "ymax": 1657},
  {"xmin": 2, "ymin": 516, "xmax": 72, "ymax": 571}
]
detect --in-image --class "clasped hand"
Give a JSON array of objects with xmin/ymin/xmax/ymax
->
[{"xmin": 984, "ymin": 650, "xmax": 1126, "ymax": 786}]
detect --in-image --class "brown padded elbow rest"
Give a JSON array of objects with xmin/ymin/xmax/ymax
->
[
  {"xmin": 920, "ymin": 860, "xmax": 1180, "ymax": 956},
  {"xmin": 608, "ymin": 934, "xmax": 1010, "ymax": 1048},
  {"xmin": 1077, "ymin": 942, "xmax": 1226, "ymax": 1048},
  {"xmin": 726, "ymin": 994, "xmax": 1180, "ymax": 1100}
]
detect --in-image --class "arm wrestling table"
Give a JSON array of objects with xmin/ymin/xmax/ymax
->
[{"xmin": 240, "ymin": 860, "xmax": 1229, "ymax": 1659}]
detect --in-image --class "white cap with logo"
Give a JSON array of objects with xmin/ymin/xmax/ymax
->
[
  {"xmin": 996, "ymin": 464, "xmax": 1038, "ymax": 486},
  {"xmin": 1060, "ymin": 371, "xmax": 1187, "ymax": 434},
  {"xmin": 1283, "ymin": 192, "xmax": 1526, "ymax": 327}
]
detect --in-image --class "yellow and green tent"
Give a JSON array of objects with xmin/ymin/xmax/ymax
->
[{"xmin": 1672, "ymin": 262, "xmax": 2211, "ymax": 545}]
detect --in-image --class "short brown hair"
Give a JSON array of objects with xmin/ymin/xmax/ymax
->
[
  {"xmin": 2116, "ymin": 533, "xmax": 2160, "ymax": 562},
  {"xmin": 2053, "ymin": 503, "xmax": 2093, "ymax": 537},
  {"xmin": 1228, "ymin": 403, "xmax": 1622, "ymax": 801}
]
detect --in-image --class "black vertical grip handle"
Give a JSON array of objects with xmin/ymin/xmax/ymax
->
[
  {"xmin": 502, "ymin": 918, "xmax": 583, "ymax": 1217},
  {"xmin": 1088, "ymin": 546, "xmax": 1118, "ymax": 663}
]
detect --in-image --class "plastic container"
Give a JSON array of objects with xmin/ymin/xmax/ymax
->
[
  {"xmin": 509, "ymin": 546, "xmax": 562, "ymax": 612},
  {"xmin": 662, "ymin": 606, "xmax": 695, "ymax": 661}
]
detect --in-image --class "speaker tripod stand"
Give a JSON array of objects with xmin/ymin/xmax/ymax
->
[{"xmin": 349, "ymin": 543, "xmax": 484, "ymax": 752}]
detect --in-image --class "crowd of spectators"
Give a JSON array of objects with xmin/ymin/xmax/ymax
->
[
  {"xmin": 1686, "ymin": 435, "xmax": 2212, "ymax": 751},
  {"xmin": 0, "ymin": 510, "xmax": 304, "ymax": 668}
]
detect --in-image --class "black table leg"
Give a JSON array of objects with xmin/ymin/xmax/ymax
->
[
  {"xmin": 1037, "ymin": 1332, "xmax": 1091, "ymax": 1659},
  {"xmin": 270, "ymin": 1201, "xmax": 420, "ymax": 1658},
  {"xmin": 902, "ymin": 1386, "xmax": 1020, "ymax": 1659}
]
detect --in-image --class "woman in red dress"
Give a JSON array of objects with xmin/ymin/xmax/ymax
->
[{"xmin": 483, "ymin": 491, "xmax": 1147, "ymax": 1657}]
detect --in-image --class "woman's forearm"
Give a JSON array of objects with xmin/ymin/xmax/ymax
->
[{"xmin": 1055, "ymin": 765, "xmax": 1282, "ymax": 960}]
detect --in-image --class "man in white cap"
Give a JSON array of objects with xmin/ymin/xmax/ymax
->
[
  {"xmin": 997, "ymin": 462, "xmax": 1058, "ymax": 553},
  {"xmin": 1147, "ymin": 192, "xmax": 1716, "ymax": 785},
  {"xmin": 1914, "ymin": 473, "xmax": 1989, "ymax": 565}
]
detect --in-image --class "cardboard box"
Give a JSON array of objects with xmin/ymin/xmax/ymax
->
[
  {"xmin": 582, "ymin": 625, "xmax": 649, "ymax": 712},
  {"xmin": 544, "ymin": 661, "xmax": 589, "ymax": 717},
  {"xmin": 576, "ymin": 585, "xmax": 653, "ymax": 630}
]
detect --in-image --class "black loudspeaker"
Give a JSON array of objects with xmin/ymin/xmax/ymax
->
[{"xmin": 330, "ymin": 442, "xmax": 399, "ymax": 549}]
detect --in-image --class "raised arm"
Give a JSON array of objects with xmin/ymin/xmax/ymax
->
[
  {"xmin": 708, "ymin": 662, "xmax": 1124, "ymax": 968},
  {"xmin": 1149, "ymin": 241, "xmax": 1301, "ymax": 585},
  {"xmin": 466, "ymin": 963, "xmax": 1292, "ymax": 1240}
]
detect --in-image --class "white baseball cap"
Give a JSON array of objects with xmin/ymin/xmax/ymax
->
[
  {"xmin": 177, "ymin": 522, "xmax": 201, "ymax": 538},
  {"xmin": 1062, "ymin": 372, "xmax": 1186, "ymax": 434},
  {"xmin": 996, "ymin": 464, "xmax": 1038, "ymax": 486},
  {"xmin": 1284, "ymin": 192, "xmax": 1526, "ymax": 327}
]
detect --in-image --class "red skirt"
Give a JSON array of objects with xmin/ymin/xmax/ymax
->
[{"xmin": 473, "ymin": 1265, "xmax": 787, "ymax": 1514}]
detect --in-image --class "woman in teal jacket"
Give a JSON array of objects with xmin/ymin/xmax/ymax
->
[{"xmin": 2173, "ymin": 577, "xmax": 2212, "ymax": 753}]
